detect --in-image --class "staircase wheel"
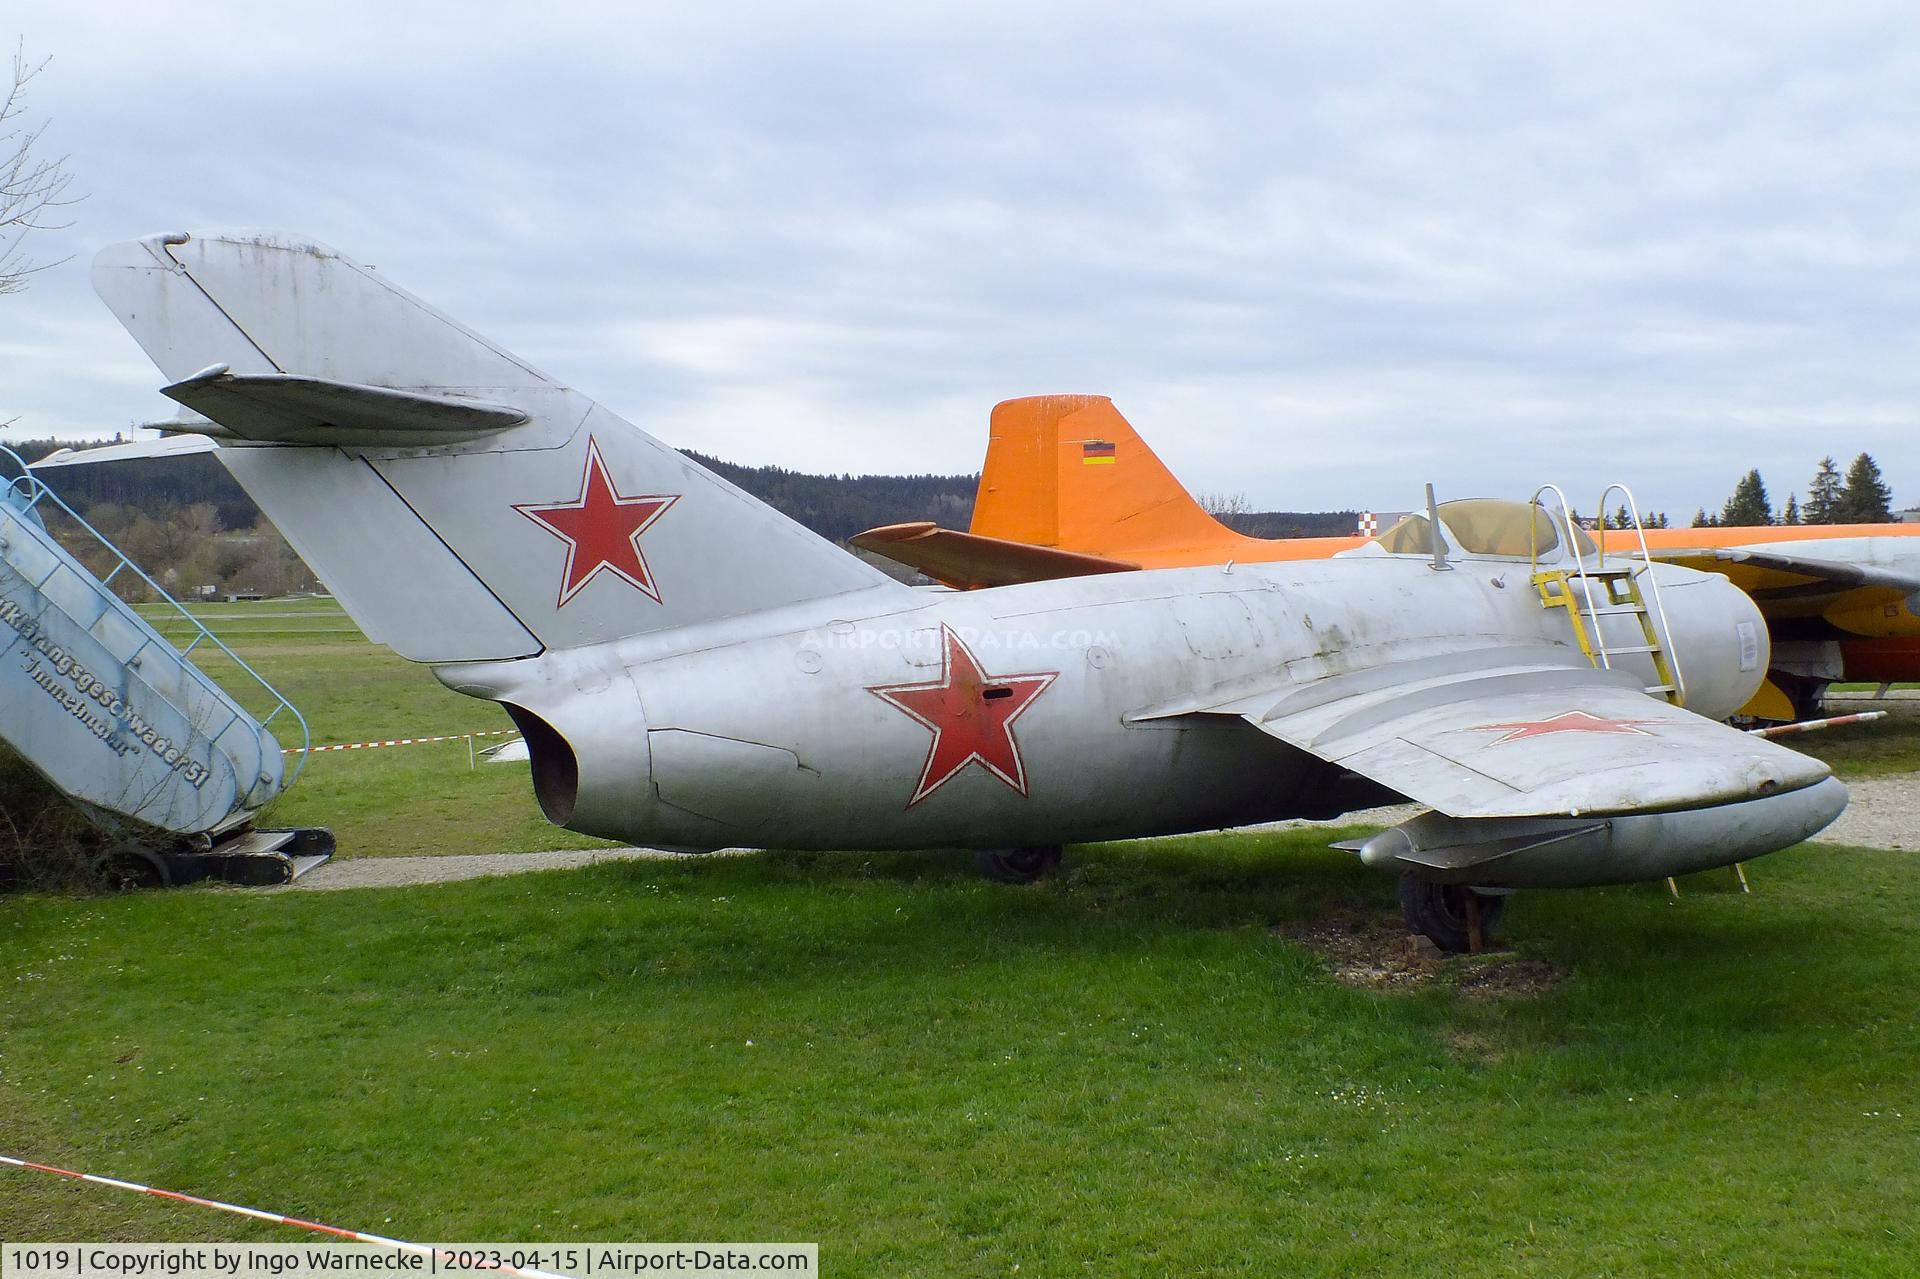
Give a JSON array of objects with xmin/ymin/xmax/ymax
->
[{"xmin": 99, "ymin": 845, "xmax": 171, "ymax": 892}]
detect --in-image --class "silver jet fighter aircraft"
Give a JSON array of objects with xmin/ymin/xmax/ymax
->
[{"xmin": 66, "ymin": 232, "xmax": 1846, "ymax": 950}]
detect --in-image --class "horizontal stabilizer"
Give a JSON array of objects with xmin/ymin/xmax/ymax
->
[
  {"xmin": 32, "ymin": 434, "xmax": 222, "ymax": 468},
  {"xmin": 160, "ymin": 365, "xmax": 530, "ymax": 447},
  {"xmin": 851, "ymin": 521, "xmax": 1138, "ymax": 588}
]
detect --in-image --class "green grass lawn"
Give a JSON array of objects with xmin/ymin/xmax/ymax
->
[
  {"xmin": 135, "ymin": 599, "xmax": 613, "ymax": 857},
  {"xmin": 3, "ymin": 834, "xmax": 1916, "ymax": 1275},
  {"xmin": 5, "ymin": 599, "xmax": 1908, "ymax": 1274},
  {"xmin": 138, "ymin": 599, "xmax": 505, "ymax": 745},
  {"xmin": 262, "ymin": 749, "xmax": 619, "ymax": 858},
  {"xmin": 1779, "ymin": 696, "xmax": 1920, "ymax": 778}
]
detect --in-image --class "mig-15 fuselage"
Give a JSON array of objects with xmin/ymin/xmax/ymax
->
[{"xmin": 59, "ymin": 231, "xmax": 1845, "ymax": 949}]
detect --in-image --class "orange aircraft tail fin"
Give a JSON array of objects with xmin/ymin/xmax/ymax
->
[{"xmin": 971, "ymin": 395, "xmax": 1253, "ymax": 558}]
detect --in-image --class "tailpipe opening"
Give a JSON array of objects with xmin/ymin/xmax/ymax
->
[{"xmin": 500, "ymin": 703, "xmax": 578, "ymax": 826}]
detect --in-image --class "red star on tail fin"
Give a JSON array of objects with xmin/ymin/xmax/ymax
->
[{"xmin": 514, "ymin": 438, "xmax": 679, "ymax": 607}]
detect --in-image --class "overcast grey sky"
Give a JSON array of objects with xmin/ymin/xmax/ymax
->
[{"xmin": 3, "ymin": 1, "xmax": 1917, "ymax": 517}]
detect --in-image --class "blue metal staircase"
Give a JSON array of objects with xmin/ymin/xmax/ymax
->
[{"xmin": 0, "ymin": 445, "xmax": 329, "ymax": 884}]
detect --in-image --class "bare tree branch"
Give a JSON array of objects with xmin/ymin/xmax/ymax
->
[
  {"xmin": 2, "ymin": 41, "xmax": 82, "ymax": 296},
  {"xmin": 1197, "ymin": 490, "xmax": 1251, "ymax": 519}
]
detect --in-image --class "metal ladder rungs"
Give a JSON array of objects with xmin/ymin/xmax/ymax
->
[{"xmin": 1529, "ymin": 483, "xmax": 1687, "ymax": 711}]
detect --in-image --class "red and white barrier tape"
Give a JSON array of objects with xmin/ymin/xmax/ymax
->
[
  {"xmin": 286, "ymin": 729, "xmax": 520, "ymax": 755},
  {"xmin": 1, "ymin": 1153, "xmax": 575, "ymax": 1279},
  {"xmin": 1746, "ymin": 710, "xmax": 1887, "ymax": 738}
]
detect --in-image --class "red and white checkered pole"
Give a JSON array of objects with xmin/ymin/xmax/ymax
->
[
  {"xmin": 0, "ymin": 1154, "xmax": 576, "ymax": 1279},
  {"xmin": 1746, "ymin": 710, "xmax": 1887, "ymax": 738},
  {"xmin": 288, "ymin": 729, "xmax": 519, "ymax": 755}
]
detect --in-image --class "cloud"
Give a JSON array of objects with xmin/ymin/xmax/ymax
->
[{"xmin": 4, "ymin": 1, "xmax": 1918, "ymax": 515}]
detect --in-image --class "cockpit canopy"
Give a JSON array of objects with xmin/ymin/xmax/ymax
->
[{"xmin": 1372, "ymin": 499, "xmax": 1598, "ymax": 561}]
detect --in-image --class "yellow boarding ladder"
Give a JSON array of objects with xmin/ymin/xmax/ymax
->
[
  {"xmin": 1531, "ymin": 485, "xmax": 1746, "ymax": 893},
  {"xmin": 1529, "ymin": 483, "xmax": 1686, "ymax": 707}
]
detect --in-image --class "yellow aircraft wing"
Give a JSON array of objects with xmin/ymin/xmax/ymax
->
[{"xmin": 1648, "ymin": 547, "xmax": 1920, "ymax": 636}]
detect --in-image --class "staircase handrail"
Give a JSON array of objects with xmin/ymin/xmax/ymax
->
[
  {"xmin": 0, "ymin": 445, "xmax": 311, "ymax": 785},
  {"xmin": 1594, "ymin": 482, "xmax": 1687, "ymax": 705},
  {"xmin": 1529, "ymin": 483, "xmax": 1617, "ymax": 669}
]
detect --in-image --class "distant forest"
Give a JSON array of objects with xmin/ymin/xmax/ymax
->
[
  {"xmin": 8, "ymin": 438, "xmax": 263, "ymax": 529},
  {"xmin": 4, "ymin": 438, "xmax": 1361, "ymax": 549}
]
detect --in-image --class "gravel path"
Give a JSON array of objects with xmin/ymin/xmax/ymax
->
[
  {"xmin": 279, "ymin": 774, "xmax": 1914, "ymax": 891},
  {"xmin": 1810, "ymin": 775, "xmax": 1917, "ymax": 851},
  {"xmin": 279, "ymin": 846, "xmax": 711, "ymax": 891}
]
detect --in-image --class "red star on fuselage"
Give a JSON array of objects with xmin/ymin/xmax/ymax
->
[
  {"xmin": 1471, "ymin": 709, "xmax": 1662, "ymax": 745},
  {"xmin": 869, "ymin": 626, "xmax": 1059, "ymax": 807},
  {"xmin": 514, "ymin": 438, "xmax": 679, "ymax": 607}
]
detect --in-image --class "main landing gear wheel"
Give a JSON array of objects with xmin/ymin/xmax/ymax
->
[
  {"xmin": 1399, "ymin": 876, "xmax": 1506, "ymax": 954},
  {"xmin": 973, "ymin": 845, "xmax": 1064, "ymax": 884}
]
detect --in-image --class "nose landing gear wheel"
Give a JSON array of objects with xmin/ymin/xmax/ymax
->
[
  {"xmin": 973, "ymin": 845, "xmax": 1064, "ymax": 884},
  {"xmin": 1399, "ymin": 876, "xmax": 1506, "ymax": 953}
]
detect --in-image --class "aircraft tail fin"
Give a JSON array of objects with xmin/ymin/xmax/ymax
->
[
  {"xmin": 92, "ymin": 232, "xmax": 901, "ymax": 664},
  {"xmin": 971, "ymin": 395, "xmax": 1262, "ymax": 560}
]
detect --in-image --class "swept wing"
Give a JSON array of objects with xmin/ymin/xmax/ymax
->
[{"xmin": 1133, "ymin": 645, "xmax": 1830, "ymax": 820}]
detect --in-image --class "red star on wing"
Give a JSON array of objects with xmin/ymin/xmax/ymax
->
[
  {"xmin": 1472, "ymin": 709, "xmax": 1663, "ymax": 745},
  {"xmin": 514, "ymin": 437, "xmax": 680, "ymax": 607},
  {"xmin": 869, "ymin": 625, "xmax": 1059, "ymax": 807}
]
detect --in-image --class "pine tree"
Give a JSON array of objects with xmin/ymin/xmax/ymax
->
[
  {"xmin": 1781, "ymin": 492, "xmax": 1800, "ymax": 525},
  {"xmin": 1719, "ymin": 470, "xmax": 1772, "ymax": 527},
  {"xmin": 1835, "ymin": 452, "xmax": 1893, "ymax": 523},
  {"xmin": 1805, "ymin": 456, "xmax": 1842, "ymax": 524},
  {"xmin": 1691, "ymin": 507, "xmax": 1717, "ymax": 528}
]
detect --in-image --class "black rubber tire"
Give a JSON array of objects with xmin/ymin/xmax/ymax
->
[
  {"xmin": 973, "ymin": 845, "xmax": 1064, "ymax": 884},
  {"xmin": 1399, "ymin": 876, "xmax": 1506, "ymax": 954},
  {"xmin": 99, "ymin": 846, "xmax": 171, "ymax": 892}
]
